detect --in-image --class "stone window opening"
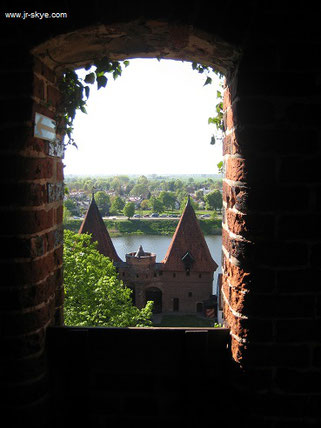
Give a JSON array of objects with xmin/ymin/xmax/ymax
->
[
  {"xmin": 5, "ymin": 9, "xmax": 320, "ymax": 428},
  {"xmin": 30, "ymin": 19, "xmax": 237, "ymax": 332}
]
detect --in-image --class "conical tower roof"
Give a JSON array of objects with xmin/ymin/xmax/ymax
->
[
  {"xmin": 78, "ymin": 195, "xmax": 121, "ymax": 262},
  {"xmin": 162, "ymin": 196, "xmax": 217, "ymax": 272}
]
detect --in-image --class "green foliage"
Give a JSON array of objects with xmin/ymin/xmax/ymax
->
[
  {"xmin": 64, "ymin": 217, "xmax": 221, "ymax": 236},
  {"xmin": 63, "ymin": 206, "xmax": 72, "ymax": 225},
  {"xmin": 63, "ymin": 230, "xmax": 153, "ymax": 327},
  {"xmin": 217, "ymin": 160, "xmax": 224, "ymax": 175},
  {"xmin": 205, "ymin": 190, "xmax": 223, "ymax": 211},
  {"xmin": 140, "ymin": 199, "xmax": 151, "ymax": 210},
  {"xmin": 110, "ymin": 196, "xmax": 125, "ymax": 214},
  {"xmin": 214, "ymin": 322, "xmax": 223, "ymax": 328},
  {"xmin": 159, "ymin": 191, "xmax": 176, "ymax": 210},
  {"xmin": 57, "ymin": 57, "xmax": 129, "ymax": 147},
  {"xmin": 64, "ymin": 198, "xmax": 79, "ymax": 215},
  {"xmin": 150, "ymin": 197, "xmax": 165, "ymax": 213},
  {"xmin": 95, "ymin": 191, "xmax": 111, "ymax": 216},
  {"xmin": 123, "ymin": 202, "xmax": 135, "ymax": 219}
]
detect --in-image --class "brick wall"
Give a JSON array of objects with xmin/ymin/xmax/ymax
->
[
  {"xmin": 1, "ymin": 3, "xmax": 321, "ymax": 427},
  {"xmin": 0, "ymin": 41, "xmax": 64, "ymax": 424},
  {"xmin": 222, "ymin": 19, "xmax": 321, "ymax": 424}
]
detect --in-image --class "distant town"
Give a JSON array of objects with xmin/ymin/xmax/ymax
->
[{"xmin": 64, "ymin": 174, "xmax": 223, "ymax": 221}]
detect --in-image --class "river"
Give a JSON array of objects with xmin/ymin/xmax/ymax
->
[{"xmin": 112, "ymin": 234, "xmax": 222, "ymax": 293}]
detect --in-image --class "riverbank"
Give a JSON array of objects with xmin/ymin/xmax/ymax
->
[{"xmin": 64, "ymin": 218, "xmax": 222, "ymax": 236}]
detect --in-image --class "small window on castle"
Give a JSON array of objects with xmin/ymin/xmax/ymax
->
[
  {"xmin": 188, "ymin": 292, "xmax": 192, "ymax": 297},
  {"xmin": 136, "ymin": 274, "xmax": 139, "ymax": 278},
  {"xmin": 199, "ymin": 274, "xmax": 202, "ymax": 278},
  {"xmin": 186, "ymin": 271, "xmax": 190, "ymax": 276},
  {"xmin": 159, "ymin": 271, "xmax": 163, "ymax": 276},
  {"xmin": 173, "ymin": 273, "xmax": 176, "ymax": 278}
]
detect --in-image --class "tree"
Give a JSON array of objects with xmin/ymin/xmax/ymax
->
[
  {"xmin": 123, "ymin": 202, "xmax": 135, "ymax": 219},
  {"xmin": 130, "ymin": 182, "xmax": 149, "ymax": 198},
  {"xmin": 205, "ymin": 190, "xmax": 223, "ymax": 212},
  {"xmin": 95, "ymin": 191, "xmax": 111, "ymax": 216},
  {"xmin": 63, "ymin": 206, "xmax": 72, "ymax": 225},
  {"xmin": 140, "ymin": 199, "xmax": 151, "ymax": 210},
  {"xmin": 159, "ymin": 191, "xmax": 176, "ymax": 211},
  {"xmin": 150, "ymin": 197, "xmax": 164, "ymax": 213},
  {"xmin": 110, "ymin": 196, "xmax": 125, "ymax": 214},
  {"xmin": 195, "ymin": 190, "xmax": 204, "ymax": 201},
  {"xmin": 63, "ymin": 230, "xmax": 153, "ymax": 327},
  {"xmin": 64, "ymin": 198, "xmax": 79, "ymax": 216}
]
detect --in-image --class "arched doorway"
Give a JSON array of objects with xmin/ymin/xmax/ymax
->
[{"xmin": 145, "ymin": 287, "xmax": 162, "ymax": 314}]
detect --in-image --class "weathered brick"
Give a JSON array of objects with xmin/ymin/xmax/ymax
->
[
  {"xmin": 1, "ymin": 329, "xmax": 46, "ymax": 362},
  {"xmin": 225, "ymin": 209, "xmax": 275, "ymax": 238},
  {"xmin": 246, "ymin": 344, "xmax": 311, "ymax": 368},
  {"xmin": 257, "ymin": 241, "xmax": 309, "ymax": 267},
  {"xmin": 279, "ymin": 156, "xmax": 321, "ymax": 183},
  {"xmin": 276, "ymin": 319, "xmax": 319, "ymax": 343},
  {"xmin": 276, "ymin": 269, "xmax": 320, "ymax": 293},
  {"xmin": 33, "ymin": 74, "xmax": 45, "ymax": 101},
  {"xmin": 275, "ymin": 368, "xmax": 321, "ymax": 393},
  {"xmin": 33, "ymin": 58, "xmax": 56, "ymax": 84},
  {"xmin": 222, "ymin": 228, "xmax": 255, "ymax": 265},
  {"xmin": 1, "ymin": 182, "xmax": 47, "ymax": 207},
  {"xmin": 0, "ymin": 208, "xmax": 54, "ymax": 234},
  {"xmin": 0, "ymin": 253, "xmax": 61, "ymax": 286},
  {"xmin": 235, "ymin": 127, "xmax": 319, "ymax": 156},
  {"xmin": 246, "ymin": 294, "xmax": 315, "ymax": 318},
  {"xmin": 235, "ymin": 97, "xmax": 276, "ymax": 126},
  {"xmin": 0, "ymin": 156, "xmax": 54, "ymax": 180},
  {"xmin": 47, "ymin": 84, "xmax": 62, "ymax": 107},
  {"xmin": 1, "ymin": 296, "xmax": 55, "ymax": 335}
]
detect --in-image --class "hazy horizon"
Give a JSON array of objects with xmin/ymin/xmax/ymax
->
[{"xmin": 63, "ymin": 58, "xmax": 223, "ymax": 176}]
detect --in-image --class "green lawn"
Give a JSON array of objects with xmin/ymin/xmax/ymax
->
[{"xmin": 153, "ymin": 314, "xmax": 215, "ymax": 327}]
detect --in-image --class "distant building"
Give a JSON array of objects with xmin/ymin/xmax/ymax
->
[{"xmin": 79, "ymin": 195, "xmax": 218, "ymax": 316}]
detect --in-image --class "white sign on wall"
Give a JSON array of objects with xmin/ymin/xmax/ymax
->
[{"xmin": 34, "ymin": 113, "xmax": 56, "ymax": 141}]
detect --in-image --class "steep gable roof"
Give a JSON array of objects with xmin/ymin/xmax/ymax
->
[
  {"xmin": 78, "ymin": 195, "xmax": 122, "ymax": 262},
  {"xmin": 162, "ymin": 197, "xmax": 218, "ymax": 272}
]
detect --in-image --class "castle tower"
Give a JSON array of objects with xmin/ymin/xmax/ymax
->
[
  {"xmin": 162, "ymin": 196, "xmax": 218, "ymax": 272},
  {"xmin": 125, "ymin": 245, "xmax": 157, "ymax": 310},
  {"xmin": 78, "ymin": 194, "xmax": 122, "ymax": 262},
  {"xmin": 157, "ymin": 196, "xmax": 218, "ymax": 314}
]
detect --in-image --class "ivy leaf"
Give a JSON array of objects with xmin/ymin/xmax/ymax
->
[
  {"xmin": 204, "ymin": 76, "xmax": 212, "ymax": 86},
  {"xmin": 96, "ymin": 75, "xmax": 108, "ymax": 89},
  {"xmin": 84, "ymin": 85, "xmax": 90, "ymax": 100},
  {"xmin": 123, "ymin": 60, "xmax": 130, "ymax": 67},
  {"xmin": 84, "ymin": 72, "xmax": 95, "ymax": 84},
  {"xmin": 217, "ymin": 160, "xmax": 224, "ymax": 174}
]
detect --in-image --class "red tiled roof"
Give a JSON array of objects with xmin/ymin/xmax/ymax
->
[
  {"xmin": 162, "ymin": 197, "xmax": 218, "ymax": 272},
  {"xmin": 78, "ymin": 196, "xmax": 122, "ymax": 262}
]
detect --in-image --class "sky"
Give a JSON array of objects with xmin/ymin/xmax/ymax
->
[{"xmin": 63, "ymin": 58, "xmax": 223, "ymax": 176}]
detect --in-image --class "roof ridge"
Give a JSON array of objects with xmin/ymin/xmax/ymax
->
[
  {"xmin": 161, "ymin": 198, "xmax": 217, "ymax": 272},
  {"xmin": 79, "ymin": 196, "xmax": 122, "ymax": 262}
]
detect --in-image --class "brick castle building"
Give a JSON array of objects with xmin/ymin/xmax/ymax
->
[{"xmin": 79, "ymin": 195, "xmax": 218, "ymax": 315}]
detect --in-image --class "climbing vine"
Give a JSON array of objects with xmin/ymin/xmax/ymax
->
[
  {"xmin": 57, "ymin": 58, "xmax": 224, "ymax": 175},
  {"xmin": 56, "ymin": 57, "xmax": 129, "ymax": 147},
  {"xmin": 191, "ymin": 62, "xmax": 224, "ymax": 174}
]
